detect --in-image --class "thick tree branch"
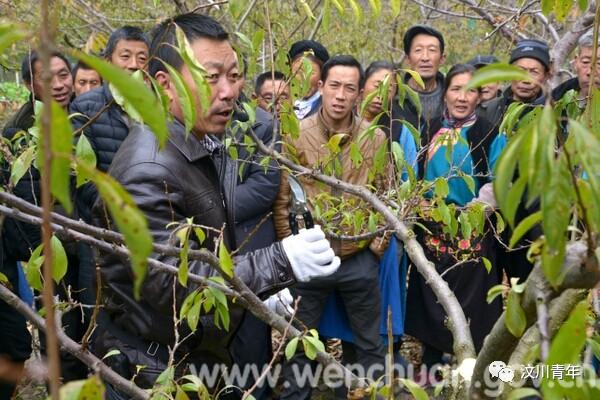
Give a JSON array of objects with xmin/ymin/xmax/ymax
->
[
  {"xmin": 0, "ymin": 285, "xmax": 149, "ymax": 400},
  {"xmin": 470, "ymin": 241, "xmax": 599, "ymax": 399}
]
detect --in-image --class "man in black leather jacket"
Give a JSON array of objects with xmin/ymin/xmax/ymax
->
[{"xmin": 94, "ymin": 13, "xmax": 340, "ymax": 398}]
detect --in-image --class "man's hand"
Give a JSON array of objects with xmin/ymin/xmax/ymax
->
[
  {"xmin": 369, "ymin": 230, "xmax": 392, "ymax": 259},
  {"xmin": 281, "ymin": 225, "xmax": 341, "ymax": 282},
  {"xmin": 263, "ymin": 288, "xmax": 294, "ymax": 317}
]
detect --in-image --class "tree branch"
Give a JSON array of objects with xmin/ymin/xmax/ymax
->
[
  {"xmin": 0, "ymin": 284, "xmax": 149, "ymax": 400},
  {"xmin": 470, "ymin": 241, "xmax": 600, "ymax": 399}
]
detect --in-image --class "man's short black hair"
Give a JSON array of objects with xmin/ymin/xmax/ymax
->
[
  {"xmin": 148, "ymin": 13, "xmax": 229, "ymax": 77},
  {"xmin": 103, "ymin": 26, "xmax": 150, "ymax": 59},
  {"xmin": 72, "ymin": 60, "xmax": 98, "ymax": 79},
  {"xmin": 21, "ymin": 50, "xmax": 71, "ymax": 84},
  {"xmin": 320, "ymin": 55, "xmax": 365, "ymax": 89},
  {"xmin": 254, "ymin": 71, "xmax": 286, "ymax": 94}
]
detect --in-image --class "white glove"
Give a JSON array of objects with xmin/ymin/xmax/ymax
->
[
  {"xmin": 281, "ymin": 225, "xmax": 341, "ymax": 282},
  {"xmin": 263, "ymin": 288, "xmax": 294, "ymax": 316}
]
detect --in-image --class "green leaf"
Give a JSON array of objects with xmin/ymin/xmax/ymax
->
[
  {"xmin": 303, "ymin": 335, "xmax": 325, "ymax": 360},
  {"xmin": 234, "ymin": 31, "xmax": 253, "ymax": 52},
  {"xmin": 404, "ymin": 84, "xmax": 422, "ymax": 118},
  {"xmin": 187, "ymin": 293, "xmax": 202, "ymax": 332},
  {"xmin": 25, "ymin": 243, "xmax": 44, "ymax": 292},
  {"xmin": 546, "ymin": 300, "xmax": 589, "ymax": 366},
  {"xmin": 347, "ymin": 0, "xmax": 363, "ymax": 21},
  {"xmin": 391, "ymin": 0, "xmax": 402, "ymax": 17},
  {"xmin": 79, "ymin": 375, "xmax": 105, "ymax": 400},
  {"xmin": 541, "ymin": 0, "xmax": 554, "ymax": 15},
  {"xmin": 542, "ymin": 301, "xmax": 589, "ymax": 397},
  {"xmin": 482, "ymin": 256, "xmax": 492, "ymax": 273},
  {"xmin": 228, "ymin": 0, "xmax": 243, "ymax": 19},
  {"xmin": 401, "ymin": 68, "xmax": 425, "ymax": 90},
  {"xmin": 487, "ymin": 284, "xmax": 505, "ymax": 304},
  {"xmin": 368, "ymin": 0, "xmax": 382, "ymax": 18},
  {"xmin": 577, "ymin": 0, "xmax": 588, "ymax": 11},
  {"xmin": 399, "ymin": 378, "xmax": 429, "ymax": 400},
  {"xmin": 465, "ymin": 64, "xmax": 532, "ymax": 91},
  {"xmin": 299, "ymin": 0, "xmax": 316, "ymax": 20},
  {"xmin": 555, "ymin": 0, "xmax": 574, "ymax": 21},
  {"xmin": 251, "ymin": 30, "xmax": 265, "ymax": 53},
  {"xmin": 194, "ymin": 227, "xmax": 206, "ymax": 245},
  {"xmin": 509, "ymin": 211, "xmax": 542, "ymax": 248},
  {"xmin": 505, "ymin": 290, "xmax": 527, "ymax": 337},
  {"xmin": 359, "ymin": 89, "xmax": 379, "ymax": 116},
  {"xmin": 541, "ymin": 155, "xmax": 572, "ymax": 286},
  {"xmin": 0, "ymin": 272, "xmax": 7, "ymax": 285},
  {"xmin": 349, "ymin": 142, "xmax": 363, "ymax": 168},
  {"xmin": 0, "ymin": 22, "xmax": 27, "ymax": 55},
  {"xmin": 218, "ymin": 239, "xmax": 234, "ymax": 278},
  {"xmin": 326, "ymin": 133, "xmax": 347, "ymax": 153},
  {"xmin": 391, "ymin": 141, "xmax": 405, "ymax": 173},
  {"xmin": 38, "ymin": 101, "xmax": 73, "ymax": 213},
  {"xmin": 101, "ymin": 349, "xmax": 121, "ymax": 360},
  {"xmin": 434, "ymin": 178, "xmax": 449, "ymax": 198},
  {"xmin": 75, "ymin": 134, "xmax": 97, "ymax": 187},
  {"xmin": 176, "ymin": 387, "xmax": 190, "ymax": 400},
  {"xmin": 285, "ymin": 337, "xmax": 299, "ymax": 360},
  {"xmin": 75, "ymin": 52, "xmax": 169, "ymax": 147},
  {"xmin": 499, "ymin": 103, "xmax": 528, "ymax": 136},
  {"xmin": 178, "ymin": 229, "xmax": 190, "ymax": 288},
  {"xmin": 10, "ymin": 146, "xmax": 35, "ymax": 186},
  {"xmin": 507, "ymin": 388, "xmax": 541, "ymax": 400},
  {"xmin": 330, "ymin": 0, "xmax": 345, "ymax": 14},
  {"xmin": 368, "ymin": 212, "xmax": 377, "ymax": 232},
  {"xmin": 50, "ymin": 235, "xmax": 67, "ymax": 283},
  {"xmin": 58, "ymin": 380, "xmax": 86, "ymax": 400},
  {"xmin": 462, "ymin": 174, "xmax": 476, "ymax": 195},
  {"xmin": 81, "ymin": 165, "xmax": 152, "ymax": 299},
  {"xmin": 504, "ymin": 174, "xmax": 527, "ymax": 228},
  {"xmin": 161, "ymin": 61, "xmax": 196, "ymax": 136}
]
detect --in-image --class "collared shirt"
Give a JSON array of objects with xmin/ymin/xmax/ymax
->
[
  {"xmin": 199, "ymin": 134, "xmax": 220, "ymax": 154},
  {"xmin": 294, "ymin": 91, "xmax": 321, "ymax": 120}
]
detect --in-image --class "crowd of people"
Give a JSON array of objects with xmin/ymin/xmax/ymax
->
[{"xmin": 0, "ymin": 9, "xmax": 599, "ymax": 400}]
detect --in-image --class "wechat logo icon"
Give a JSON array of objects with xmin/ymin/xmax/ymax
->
[{"xmin": 488, "ymin": 361, "xmax": 515, "ymax": 383}]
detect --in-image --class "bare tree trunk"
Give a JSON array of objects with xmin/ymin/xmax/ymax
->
[{"xmin": 38, "ymin": 0, "xmax": 61, "ymax": 397}]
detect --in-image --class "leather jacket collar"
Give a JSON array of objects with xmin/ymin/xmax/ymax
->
[{"xmin": 167, "ymin": 120, "xmax": 213, "ymax": 162}]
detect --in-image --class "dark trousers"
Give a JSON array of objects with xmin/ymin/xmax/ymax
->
[
  {"xmin": 229, "ymin": 312, "xmax": 273, "ymax": 399},
  {"xmin": 280, "ymin": 249, "xmax": 385, "ymax": 399}
]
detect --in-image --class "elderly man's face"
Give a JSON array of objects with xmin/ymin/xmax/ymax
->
[{"xmin": 574, "ymin": 45, "xmax": 600, "ymax": 95}]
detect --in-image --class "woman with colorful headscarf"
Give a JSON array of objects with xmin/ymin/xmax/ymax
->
[{"xmin": 405, "ymin": 63, "xmax": 503, "ymax": 374}]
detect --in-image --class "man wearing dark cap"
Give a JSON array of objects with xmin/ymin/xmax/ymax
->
[
  {"xmin": 400, "ymin": 24, "xmax": 446, "ymax": 130},
  {"xmin": 479, "ymin": 39, "xmax": 551, "ymax": 129},
  {"xmin": 288, "ymin": 39, "xmax": 330, "ymax": 119},
  {"xmin": 467, "ymin": 54, "xmax": 501, "ymax": 102}
]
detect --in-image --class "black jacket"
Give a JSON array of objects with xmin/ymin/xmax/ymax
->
[
  {"xmin": 70, "ymin": 84, "xmax": 129, "ymax": 222},
  {"xmin": 231, "ymin": 107, "xmax": 280, "ymax": 253},
  {"xmin": 478, "ymin": 87, "xmax": 543, "ymax": 131},
  {"xmin": 70, "ymin": 84, "xmax": 129, "ymax": 172},
  {"xmin": 93, "ymin": 120, "xmax": 294, "ymax": 384},
  {"xmin": 397, "ymin": 72, "xmax": 445, "ymax": 132}
]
